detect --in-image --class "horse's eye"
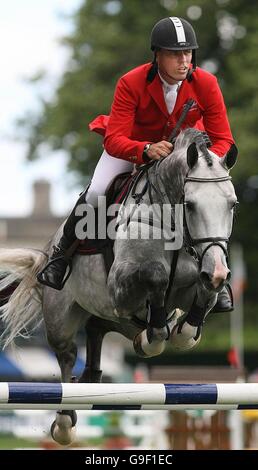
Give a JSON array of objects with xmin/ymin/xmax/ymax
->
[
  {"xmin": 184, "ymin": 201, "xmax": 195, "ymax": 211},
  {"xmin": 232, "ymin": 201, "xmax": 239, "ymax": 210}
]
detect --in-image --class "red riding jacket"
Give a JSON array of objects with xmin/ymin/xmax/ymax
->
[{"xmin": 89, "ymin": 63, "xmax": 234, "ymax": 165}]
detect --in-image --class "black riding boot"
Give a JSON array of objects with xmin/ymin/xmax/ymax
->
[
  {"xmin": 37, "ymin": 190, "xmax": 88, "ymax": 290},
  {"xmin": 212, "ymin": 284, "xmax": 234, "ymax": 313}
]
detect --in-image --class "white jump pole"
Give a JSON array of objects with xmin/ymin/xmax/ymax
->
[{"xmin": 0, "ymin": 382, "xmax": 258, "ymax": 410}]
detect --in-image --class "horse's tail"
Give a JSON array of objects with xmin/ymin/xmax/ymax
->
[{"xmin": 0, "ymin": 248, "xmax": 47, "ymax": 348}]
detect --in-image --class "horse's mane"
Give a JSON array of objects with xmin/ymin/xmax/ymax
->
[
  {"xmin": 173, "ymin": 127, "xmax": 212, "ymax": 164},
  {"xmin": 174, "ymin": 127, "xmax": 201, "ymax": 151},
  {"xmin": 157, "ymin": 128, "xmax": 213, "ymax": 201}
]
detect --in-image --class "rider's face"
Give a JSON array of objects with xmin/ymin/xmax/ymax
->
[{"xmin": 157, "ymin": 49, "xmax": 192, "ymax": 84}]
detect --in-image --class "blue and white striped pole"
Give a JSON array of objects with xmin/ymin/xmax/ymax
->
[{"xmin": 0, "ymin": 382, "xmax": 258, "ymax": 410}]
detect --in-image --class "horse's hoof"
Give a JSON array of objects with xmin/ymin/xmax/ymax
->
[
  {"xmin": 147, "ymin": 325, "xmax": 170, "ymax": 343},
  {"xmin": 169, "ymin": 321, "xmax": 201, "ymax": 351},
  {"xmin": 50, "ymin": 420, "xmax": 76, "ymax": 446},
  {"xmin": 133, "ymin": 329, "xmax": 166, "ymax": 358}
]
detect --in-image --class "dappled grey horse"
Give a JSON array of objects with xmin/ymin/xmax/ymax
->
[{"xmin": 0, "ymin": 128, "xmax": 237, "ymax": 444}]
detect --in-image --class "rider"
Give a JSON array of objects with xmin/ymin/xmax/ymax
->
[{"xmin": 37, "ymin": 16, "xmax": 234, "ymax": 313}]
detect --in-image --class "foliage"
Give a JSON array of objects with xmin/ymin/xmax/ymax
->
[{"xmin": 17, "ymin": 0, "xmax": 258, "ymax": 313}]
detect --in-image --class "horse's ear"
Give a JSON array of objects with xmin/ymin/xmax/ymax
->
[
  {"xmin": 222, "ymin": 144, "xmax": 238, "ymax": 169},
  {"xmin": 187, "ymin": 142, "xmax": 198, "ymax": 169}
]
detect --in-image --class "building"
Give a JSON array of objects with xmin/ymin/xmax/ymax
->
[{"xmin": 0, "ymin": 180, "xmax": 64, "ymax": 249}]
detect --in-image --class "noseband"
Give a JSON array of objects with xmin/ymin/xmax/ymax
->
[{"xmin": 183, "ymin": 175, "xmax": 232, "ymax": 265}]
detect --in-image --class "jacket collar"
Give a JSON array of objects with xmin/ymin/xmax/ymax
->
[{"xmin": 147, "ymin": 72, "xmax": 169, "ymax": 118}]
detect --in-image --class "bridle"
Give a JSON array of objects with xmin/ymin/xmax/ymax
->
[
  {"xmin": 123, "ymin": 150, "xmax": 233, "ymax": 268},
  {"xmin": 143, "ymin": 157, "xmax": 233, "ymax": 266},
  {"xmin": 183, "ymin": 175, "xmax": 232, "ymax": 266}
]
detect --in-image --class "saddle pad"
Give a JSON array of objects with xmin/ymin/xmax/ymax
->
[{"xmin": 76, "ymin": 172, "xmax": 133, "ymax": 255}]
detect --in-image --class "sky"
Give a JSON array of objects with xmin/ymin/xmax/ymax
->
[{"xmin": 0, "ymin": 0, "xmax": 83, "ymax": 216}]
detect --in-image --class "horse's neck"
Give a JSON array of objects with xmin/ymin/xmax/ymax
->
[
  {"xmin": 156, "ymin": 153, "xmax": 187, "ymax": 203},
  {"xmin": 127, "ymin": 154, "xmax": 187, "ymax": 206}
]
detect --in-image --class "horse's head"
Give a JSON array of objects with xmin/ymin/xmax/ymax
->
[{"xmin": 182, "ymin": 134, "xmax": 238, "ymax": 291}]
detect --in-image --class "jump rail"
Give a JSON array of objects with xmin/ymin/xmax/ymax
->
[{"xmin": 0, "ymin": 382, "xmax": 258, "ymax": 410}]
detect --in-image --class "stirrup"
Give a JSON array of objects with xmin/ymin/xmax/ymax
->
[{"xmin": 36, "ymin": 256, "xmax": 73, "ymax": 290}]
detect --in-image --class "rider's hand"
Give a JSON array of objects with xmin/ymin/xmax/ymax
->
[{"xmin": 146, "ymin": 141, "xmax": 173, "ymax": 160}]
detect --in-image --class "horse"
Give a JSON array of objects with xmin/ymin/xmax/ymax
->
[{"xmin": 0, "ymin": 128, "xmax": 237, "ymax": 445}]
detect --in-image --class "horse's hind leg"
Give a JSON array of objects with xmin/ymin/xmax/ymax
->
[
  {"xmin": 45, "ymin": 300, "xmax": 85, "ymax": 382},
  {"xmin": 43, "ymin": 293, "xmax": 87, "ymax": 446},
  {"xmin": 79, "ymin": 316, "xmax": 110, "ymax": 383}
]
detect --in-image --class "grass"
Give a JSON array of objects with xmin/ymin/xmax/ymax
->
[
  {"xmin": 0, "ymin": 434, "xmax": 40, "ymax": 449},
  {"xmin": 190, "ymin": 312, "xmax": 258, "ymax": 351},
  {"xmin": 164, "ymin": 311, "xmax": 258, "ymax": 352}
]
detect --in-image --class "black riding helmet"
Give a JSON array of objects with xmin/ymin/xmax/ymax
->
[{"xmin": 148, "ymin": 17, "xmax": 199, "ymax": 82}]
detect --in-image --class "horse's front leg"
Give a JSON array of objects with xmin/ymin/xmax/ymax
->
[
  {"xmin": 108, "ymin": 250, "xmax": 171, "ymax": 356},
  {"xmin": 170, "ymin": 283, "xmax": 217, "ymax": 351},
  {"xmin": 139, "ymin": 259, "xmax": 170, "ymax": 342}
]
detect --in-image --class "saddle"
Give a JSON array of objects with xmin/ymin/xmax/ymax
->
[{"xmin": 76, "ymin": 172, "xmax": 134, "ymax": 273}]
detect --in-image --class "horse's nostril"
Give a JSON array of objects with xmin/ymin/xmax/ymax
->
[
  {"xmin": 226, "ymin": 271, "xmax": 231, "ymax": 281},
  {"xmin": 200, "ymin": 271, "xmax": 212, "ymax": 287}
]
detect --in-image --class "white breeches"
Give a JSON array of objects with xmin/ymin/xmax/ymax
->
[{"xmin": 86, "ymin": 149, "xmax": 134, "ymax": 207}]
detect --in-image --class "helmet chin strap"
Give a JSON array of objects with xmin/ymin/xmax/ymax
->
[
  {"xmin": 146, "ymin": 50, "xmax": 196, "ymax": 83},
  {"xmin": 187, "ymin": 50, "xmax": 196, "ymax": 82}
]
